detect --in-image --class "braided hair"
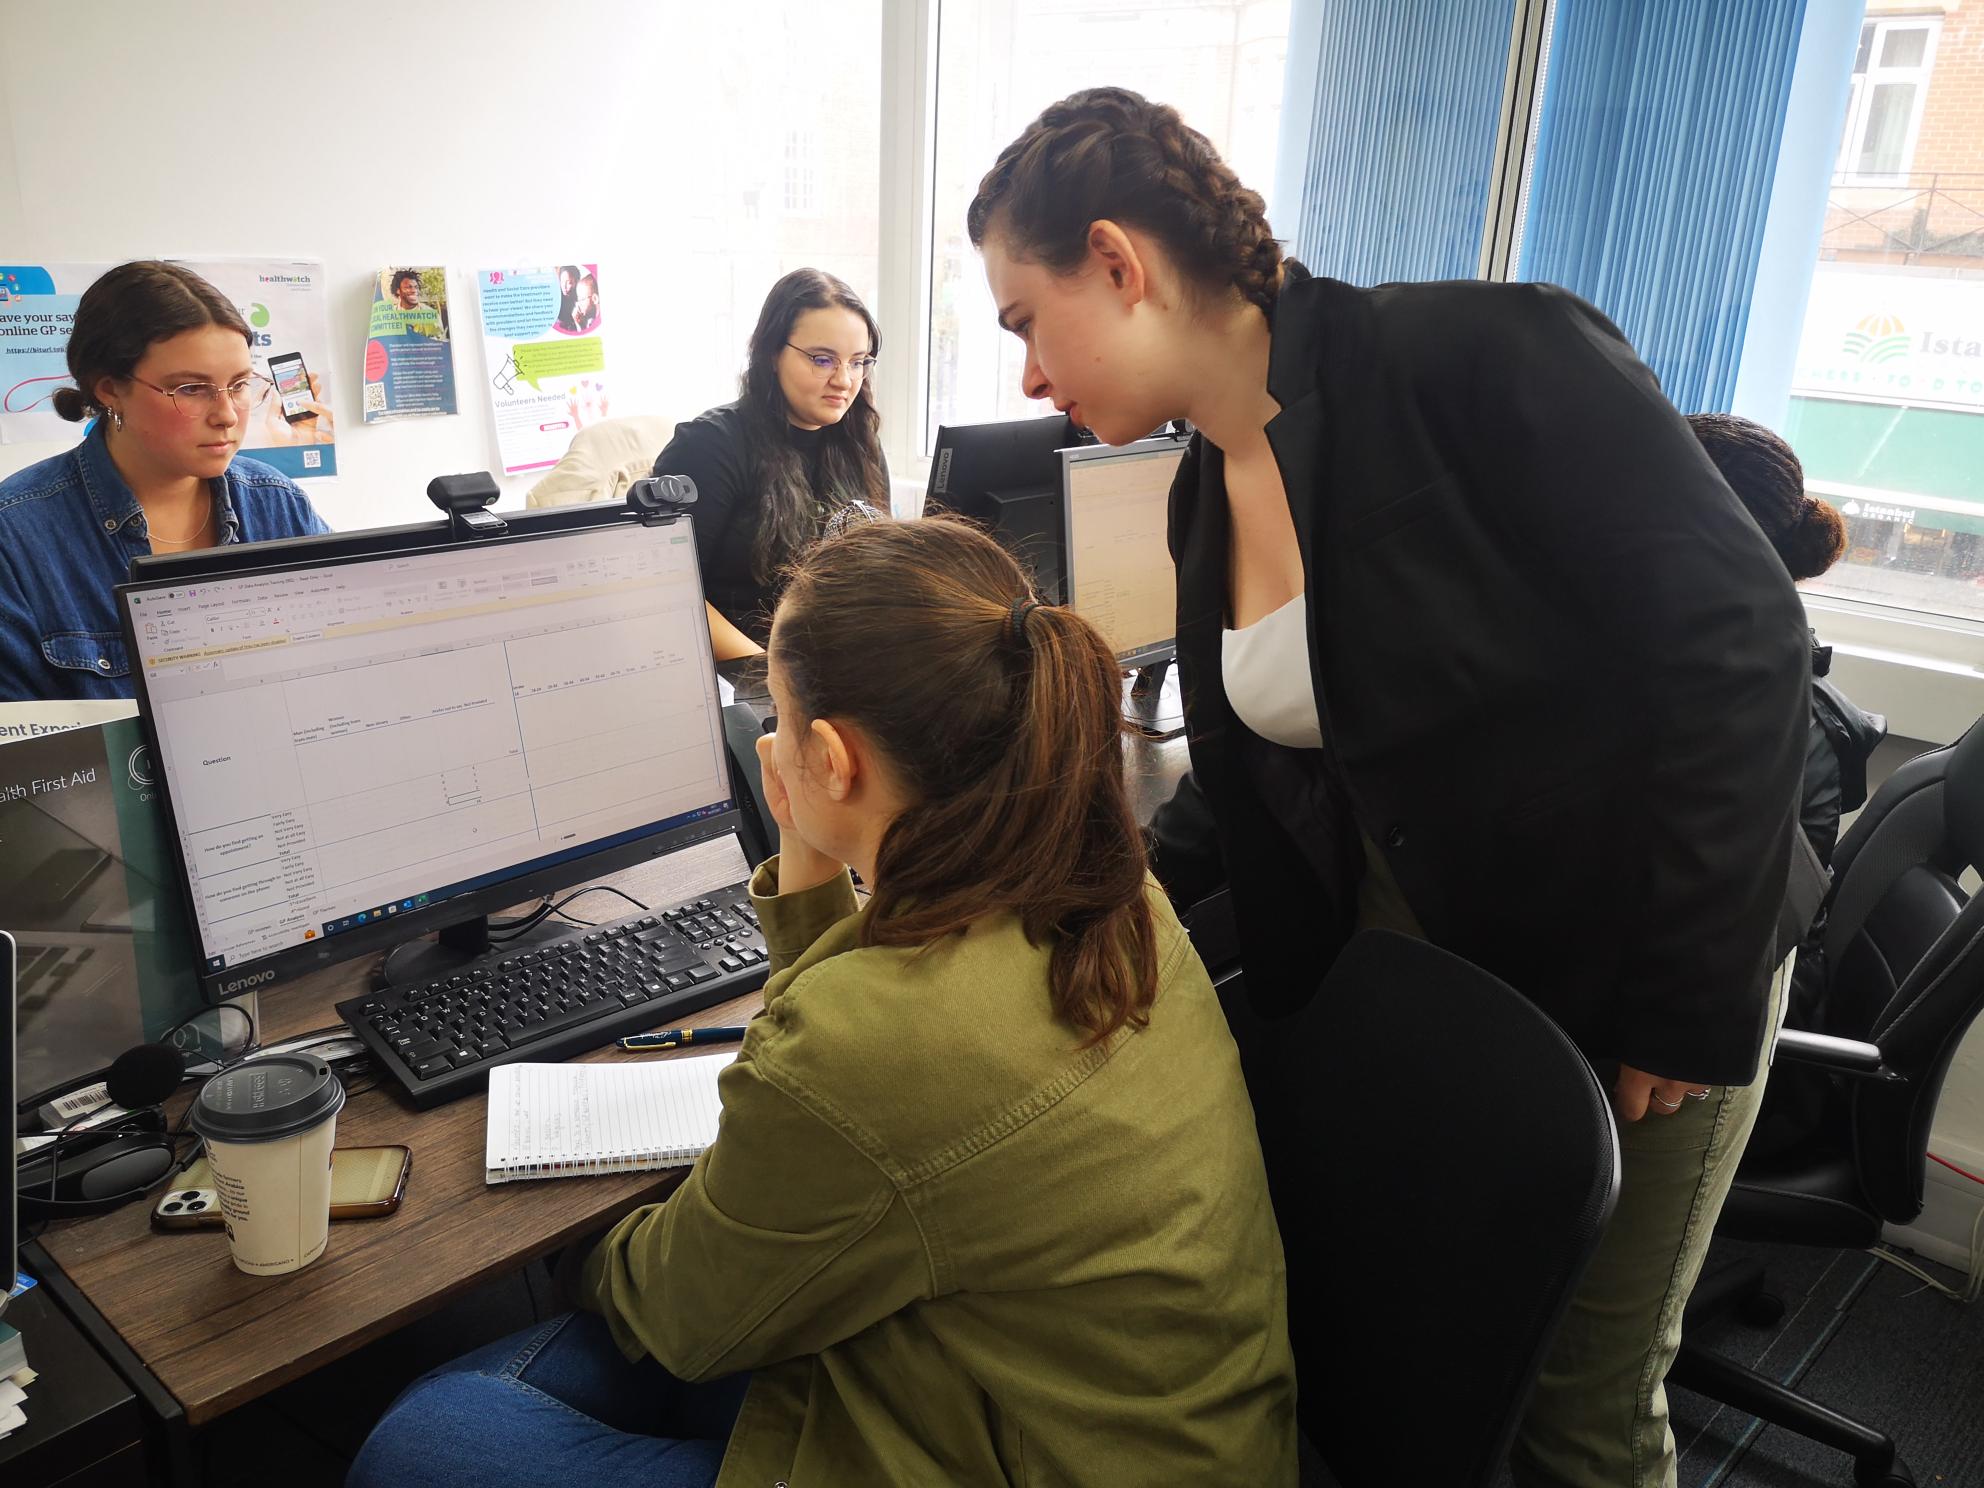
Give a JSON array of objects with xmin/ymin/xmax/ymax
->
[{"xmin": 966, "ymin": 87, "xmax": 1282, "ymax": 316}]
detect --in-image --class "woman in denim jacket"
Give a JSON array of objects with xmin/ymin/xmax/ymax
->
[{"xmin": 0, "ymin": 261, "xmax": 326, "ymax": 701}]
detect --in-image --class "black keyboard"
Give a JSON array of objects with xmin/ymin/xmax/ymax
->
[{"xmin": 336, "ymin": 883, "xmax": 770, "ymax": 1108}]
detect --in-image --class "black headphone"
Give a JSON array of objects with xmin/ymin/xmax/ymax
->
[
  {"xmin": 15, "ymin": 1005, "xmax": 254, "ymax": 1220},
  {"xmin": 16, "ymin": 1111, "xmax": 183, "ymax": 1220}
]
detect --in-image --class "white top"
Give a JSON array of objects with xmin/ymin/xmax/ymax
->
[{"xmin": 1221, "ymin": 592, "xmax": 1323, "ymax": 750}]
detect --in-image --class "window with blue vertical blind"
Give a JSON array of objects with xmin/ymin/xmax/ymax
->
[
  {"xmin": 1285, "ymin": 0, "xmax": 1517, "ymax": 286},
  {"xmin": 1510, "ymin": 0, "xmax": 1809, "ymax": 415}
]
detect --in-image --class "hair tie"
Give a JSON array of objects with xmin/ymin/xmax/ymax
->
[{"xmin": 1007, "ymin": 596, "xmax": 1043, "ymax": 648}]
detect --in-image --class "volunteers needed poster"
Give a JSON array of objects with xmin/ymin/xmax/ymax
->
[
  {"xmin": 0, "ymin": 258, "xmax": 337, "ymax": 478},
  {"xmin": 476, "ymin": 262, "xmax": 608, "ymax": 473}
]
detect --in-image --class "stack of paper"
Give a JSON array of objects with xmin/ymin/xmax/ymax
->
[{"xmin": 0, "ymin": 1319, "xmax": 32, "ymax": 1440}]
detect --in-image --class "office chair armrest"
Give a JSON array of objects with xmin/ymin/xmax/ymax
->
[{"xmin": 1775, "ymin": 1028, "xmax": 1897, "ymax": 1080}]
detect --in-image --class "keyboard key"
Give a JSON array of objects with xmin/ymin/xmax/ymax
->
[
  {"xmin": 688, "ymin": 965, "xmax": 718, "ymax": 983},
  {"xmin": 412, "ymin": 1056, "xmax": 452, "ymax": 1080},
  {"xmin": 477, "ymin": 1036, "xmax": 508, "ymax": 1057},
  {"xmin": 718, "ymin": 955, "xmax": 744, "ymax": 972}
]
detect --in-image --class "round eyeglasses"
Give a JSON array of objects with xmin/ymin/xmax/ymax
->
[
  {"xmin": 129, "ymin": 374, "xmax": 272, "ymax": 418},
  {"xmin": 785, "ymin": 344, "xmax": 877, "ymax": 379}
]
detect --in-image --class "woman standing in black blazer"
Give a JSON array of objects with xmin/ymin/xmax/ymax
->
[{"xmin": 969, "ymin": 89, "xmax": 1809, "ymax": 1488}]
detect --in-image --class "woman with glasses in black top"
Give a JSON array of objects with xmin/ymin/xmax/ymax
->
[{"xmin": 654, "ymin": 269, "xmax": 890, "ymax": 659}]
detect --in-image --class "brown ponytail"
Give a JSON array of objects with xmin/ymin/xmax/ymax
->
[
  {"xmin": 773, "ymin": 517, "xmax": 1157, "ymax": 1045},
  {"xmin": 967, "ymin": 86, "xmax": 1282, "ymax": 316}
]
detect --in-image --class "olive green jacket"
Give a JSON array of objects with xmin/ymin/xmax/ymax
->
[{"xmin": 580, "ymin": 860, "xmax": 1297, "ymax": 1486}]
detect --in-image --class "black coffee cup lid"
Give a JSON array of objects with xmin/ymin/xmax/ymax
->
[{"xmin": 190, "ymin": 1054, "xmax": 346, "ymax": 1144}]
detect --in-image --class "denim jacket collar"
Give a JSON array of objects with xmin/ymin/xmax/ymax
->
[{"xmin": 73, "ymin": 421, "xmax": 242, "ymax": 544}]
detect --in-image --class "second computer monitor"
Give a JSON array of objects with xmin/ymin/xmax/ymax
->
[
  {"xmin": 1060, "ymin": 438, "xmax": 1186, "ymax": 670},
  {"xmin": 925, "ymin": 414, "xmax": 1083, "ymax": 602}
]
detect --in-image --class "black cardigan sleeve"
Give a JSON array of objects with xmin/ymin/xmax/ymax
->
[{"xmin": 654, "ymin": 411, "xmax": 769, "ymax": 641}]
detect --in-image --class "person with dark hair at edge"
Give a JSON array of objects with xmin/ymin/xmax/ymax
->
[
  {"xmin": 652, "ymin": 267, "xmax": 890, "ymax": 661},
  {"xmin": 1688, "ymin": 412, "xmax": 1886, "ymax": 1157},
  {"xmin": 968, "ymin": 87, "xmax": 1809, "ymax": 1488},
  {"xmin": 347, "ymin": 517, "xmax": 1297, "ymax": 1487},
  {"xmin": 0, "ymin": 260, "xmax": 329, "ymax": 703},
  {"xmin": 1686, "ymin": 413, "xmax": 1884, "ymax": 875}
]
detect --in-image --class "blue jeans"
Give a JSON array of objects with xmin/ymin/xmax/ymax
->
[{"xmin": 347, "ymin": 1312, "xmax": 747, "ymax": 1488}]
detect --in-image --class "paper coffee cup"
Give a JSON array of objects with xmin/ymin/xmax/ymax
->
[{"xmin": 189, "ymin": 1053, "xmax": 346, "ymax": 1277}]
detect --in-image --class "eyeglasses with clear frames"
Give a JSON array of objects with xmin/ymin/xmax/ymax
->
[
  {"xmin": 128, "ymin": 374, "xmax": 272, "ymax": 418},
  {"xmin": 785, "ymin": 344, "xmax": 877, "ymax": 379}
]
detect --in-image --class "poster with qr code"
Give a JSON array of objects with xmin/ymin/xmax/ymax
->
[
  {"xmin": 362, "ymin": 266, "xmax": 456, "ymax": 423},
  {"xmin": 4, "ymin": 258, "xmax": 338, "ymax": 480},
  {"xmin": 173, "ymin": 258, "xmax": 338, "ymax": 480}
]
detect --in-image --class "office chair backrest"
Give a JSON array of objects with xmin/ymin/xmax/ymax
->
[
  {"xmin": 1217, "ymin": 930, "xmax": 1620, "ymax": 1488},
  {"xmin": 1820, "ymin": 721, "xmax": 1984, "ymax": 1223}
]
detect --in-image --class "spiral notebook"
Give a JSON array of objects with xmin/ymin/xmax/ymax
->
[{"xmin": 484, "ymin": 1054, "xmax": 736, "ymax": 1184}]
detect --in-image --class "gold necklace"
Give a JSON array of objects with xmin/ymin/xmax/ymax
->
[{"xmin": 146, "ymin": 498, "xmax": 214, "ymax": 549}]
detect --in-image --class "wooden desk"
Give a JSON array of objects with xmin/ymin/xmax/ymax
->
[
  {"xmin": 31, "ymin": 723, "xmax": 1196, "ymax": 1442},
  {"xmin": 32, "ymin": 855, "xmax": 759, "ymax": 1431}
]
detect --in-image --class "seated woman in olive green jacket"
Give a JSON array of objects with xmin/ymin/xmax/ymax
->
[{"xmin": 349, "ymin": 517, "xmax": 1296, "ymax": 1488}]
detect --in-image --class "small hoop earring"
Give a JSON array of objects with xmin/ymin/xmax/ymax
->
[{"xmin": 109, "ymin": 407, "xmax": 125, "ymax": 432}]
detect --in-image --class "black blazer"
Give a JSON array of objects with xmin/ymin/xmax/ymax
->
[{"xmin": 1160, "ymin": 269, "xmax": 1809, "ymax": 1086}]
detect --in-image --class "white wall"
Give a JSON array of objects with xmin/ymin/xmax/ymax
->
[{"xmin": 0, "ymin": 1, "xmax": 882, "ymax": 532}]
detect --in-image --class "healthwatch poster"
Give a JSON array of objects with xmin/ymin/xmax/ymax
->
[
  {"xmin": 476, "ymin": 262, "xmax": 609, "ymax": 474},
  {"xmin": 175, "ymin": 257, "xmax": 339, "ymax": 481},
  {"xmin": 0, "ymin": 258, "xmax": 338, "ymax": 480},
  {"xmin": 363, "ymin": 265, "xmax": 456, "ymax": 422}
]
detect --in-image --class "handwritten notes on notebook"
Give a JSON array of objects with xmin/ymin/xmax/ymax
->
[{"xmin": 484, "ymin": 1054, "xmax": 735, "ymax": 1184}]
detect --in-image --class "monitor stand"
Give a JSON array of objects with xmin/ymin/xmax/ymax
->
[
  {"xmin": 1124, "ymin": 660, "xmax": 1185, "ymax": 740},
  {"xmin": 374, "ymin": 910, "xmax": 571, "ymax": 991}
]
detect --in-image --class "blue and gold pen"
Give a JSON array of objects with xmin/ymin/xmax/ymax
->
[{"xmin": 620, "ymin": 1026, "xmax": 749, "ymax": 1051}]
